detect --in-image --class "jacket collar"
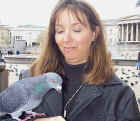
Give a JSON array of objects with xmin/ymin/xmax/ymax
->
[{"xmin": 103, "ymin": 75, "xmax": 122, "ymax": 86}]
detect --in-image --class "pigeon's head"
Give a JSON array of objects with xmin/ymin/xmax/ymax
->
[
  {"xmin": 31, "ymin": 72, "xmax": 63, "ymax": 96},
  {"xmin": 43, "ymin": 72, "xmax": 63, "ymax": 91}
]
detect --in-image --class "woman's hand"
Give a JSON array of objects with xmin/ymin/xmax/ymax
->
[{"xmin": 34, "ymin": 116, "xmax": 66, "ymax": 121}]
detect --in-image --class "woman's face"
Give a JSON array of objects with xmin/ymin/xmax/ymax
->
[{"xmin": 55, "ymin": 10, "xmax": 95, "ymax": 65}]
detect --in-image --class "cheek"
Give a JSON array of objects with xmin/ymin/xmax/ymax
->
[
  {"xmin": 77, "ymin": 31, "xmax": 93, "ymax": 46},
  {"xmin": 78, "ymin": 38, "xmax": 92, "ymax": 50}
]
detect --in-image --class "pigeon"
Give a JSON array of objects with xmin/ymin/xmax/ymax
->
[{"xmin": 0, "ymin": 72, "xmax": 63, "ymax": 120}]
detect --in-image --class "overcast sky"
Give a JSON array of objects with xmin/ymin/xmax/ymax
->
[{"xmin": 0, "ymin": 0, "xmax": 137, "ymax": 26}]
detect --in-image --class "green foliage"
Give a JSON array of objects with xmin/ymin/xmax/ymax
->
[{"xmin": 0, "ymin": 32, "xmax": 9, "ymax": 46}]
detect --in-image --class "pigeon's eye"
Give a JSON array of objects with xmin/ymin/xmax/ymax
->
[{"xmin": 52, "ymin": 80, "xmax": 57, "ymax": 83}]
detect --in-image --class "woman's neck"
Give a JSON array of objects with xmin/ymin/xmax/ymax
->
[{"xmin": 65, "ymin": 58, "xmax": 87, "ymax": 65}]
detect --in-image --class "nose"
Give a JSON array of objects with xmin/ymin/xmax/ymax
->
[{"xmin": 63, "ymin": 30, "xmax": 72, "ymax": 43}]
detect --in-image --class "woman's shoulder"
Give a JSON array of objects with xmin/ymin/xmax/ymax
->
[{"xmin": 104, "ymin": 75, "xmax": 135, "ymax": 98}]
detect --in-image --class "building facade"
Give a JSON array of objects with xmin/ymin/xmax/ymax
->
[
  {"xmin": 117, "ymin": 0, "xmax": 140, "ymax": 44},
  {"xmin": 9, "ymin": 25, "xmax": 45, "ymax": 48},
  {"xmin": 118, "ymin": 15, "xmax": 140, "ymax": 43}
]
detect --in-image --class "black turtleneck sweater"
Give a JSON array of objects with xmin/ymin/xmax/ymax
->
[{"xmin": 62, "ymin": 61, "xmax": 85, "ymax": 111}]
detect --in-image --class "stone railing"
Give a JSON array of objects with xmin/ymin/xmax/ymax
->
[
  {"xmin": 4, "ymin": 54, "xmax": 38, "ymax": 64},
  {"xmin": 3, "ymin": 54, "xmax": 138, "ymax": 66}
]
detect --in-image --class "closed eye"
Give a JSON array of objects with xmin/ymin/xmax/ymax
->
[
  {"xmin": 56, "ymin": 30, "xmax": 64, "ymax": 34},
  {"xmin": 73, "ymin": 30, "xmax": 81, "ymax": 32}
]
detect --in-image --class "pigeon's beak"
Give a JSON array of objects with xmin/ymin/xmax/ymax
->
[{"xmin": 56, "ymin": 85, "xmax": 62, "ymax": 93}]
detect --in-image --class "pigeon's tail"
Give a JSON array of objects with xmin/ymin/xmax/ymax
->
[{"xmin": 0, "ymin": 82, "xmax": 30, "ymax": 113}]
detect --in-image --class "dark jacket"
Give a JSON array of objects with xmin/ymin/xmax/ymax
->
[
  {"xmin": 7, "ymin": 71, "xmax": 140, "ymax": 121},
  {"xmin": 65, "ymin": 76, "xmax": 140, "ymax": 121},
  {"xmin": 32, "ymin": 75, "xmax": 140, "ymax": 121}
]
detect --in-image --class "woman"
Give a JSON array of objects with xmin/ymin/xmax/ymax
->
[{"xmin": 29, "ymin": 0, "xmax": 140, "ymax": 121}]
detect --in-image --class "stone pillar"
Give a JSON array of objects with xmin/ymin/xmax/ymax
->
[
  {"xmin": 122, "ymin": 24, "xmax": 124, "ymax": 41},
  {"xmin": 131, "ymin": 23, "xmax": 133, "ymax": 41},
  {"xmin": 138, "ymin": 23, "xmax": 140, "ymax": 42},
  {"xmin": 136, "ymin": 23, "xmax": 139, "ymax": 42},
  {"xmin": 120, "ymin": 25, "xmax": 122, "ymax": 41},
  {"xmin": 118, "ymin": 25, "xmax": 121, "ymax": 41},
  {"xmin": 126, "ymin": 24, "xmax": 129, "ymax": 42}
]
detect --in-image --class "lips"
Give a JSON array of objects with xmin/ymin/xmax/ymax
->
[{"xmin": 64, "ymin": 47, "xmax": 75, "ymax": 52}]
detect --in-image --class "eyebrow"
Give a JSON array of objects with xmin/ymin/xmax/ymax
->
[
  {"xmin": 72, "ymin": 22, "xmax": 81, "ymax": 25},
  {"xmin": 55, "ymin": 22, "xmax": 83, "ymax": 27}
]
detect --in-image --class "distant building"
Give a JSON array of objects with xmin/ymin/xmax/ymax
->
[
  {"xmin": 103, "ymin": 0, "xmax": 140, "ymax": 47},
  {"xmin": 115, "ymin": 0, "xmax": 140, "ymax": 44},
  {"xmin": 9, "ymin": 25, "xmax": 46, "ymax": 48},
  {"xmin": 14, "ymin": 40, "xmax": 27, "ymax": 52},
  {"xmin": 117, "ymin": 15, "xmax": 140, "ymax": 44},
  {"xmin": 102, "ymin": 0, "xmax": 140, "ymax": 60}
]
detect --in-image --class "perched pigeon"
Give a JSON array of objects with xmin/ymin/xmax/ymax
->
[{"xmin": 0, "ymin": 72, "xmax": 63, "ymax": 120}]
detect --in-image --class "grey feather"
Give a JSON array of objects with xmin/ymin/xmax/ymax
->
[{"xmin": 0, "ymin": 72, "xmax": 63, "ymax": 119}]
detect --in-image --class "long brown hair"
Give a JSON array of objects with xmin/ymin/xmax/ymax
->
[{"xmin": 30, "ymin": 0, "xmax": 114, "ymax": 84}]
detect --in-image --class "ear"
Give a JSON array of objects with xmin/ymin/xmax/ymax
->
[{"xmin": 91, "ymin": 26, "xmax": 100, "ymax": 41}]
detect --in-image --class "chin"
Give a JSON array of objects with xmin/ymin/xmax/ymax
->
[{"xmin": 65, "ymin": 57, "xmax": 76, "ymax": 62}]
